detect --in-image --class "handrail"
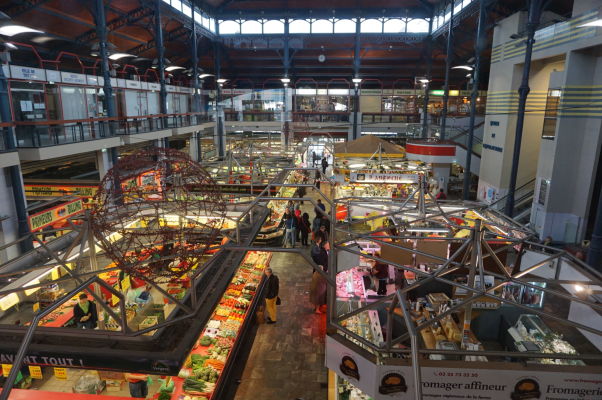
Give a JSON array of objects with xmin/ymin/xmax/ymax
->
[{"xmin": 12, "ymin": 112, "xmax": 210, "ymax": 126}]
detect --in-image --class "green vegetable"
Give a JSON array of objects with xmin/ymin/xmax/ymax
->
[
  {"xmin": 199, "ymin": 336, "xmax": 213, "ymax": 346},
  {"xmin": 183, "ymin": 378, "xmax": 206, "ymax": 393},
  {"xmin": 158, "ymin": 393, "xmax": 171, "ymax": 400}
]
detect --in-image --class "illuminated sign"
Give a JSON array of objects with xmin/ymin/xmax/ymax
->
[
  {"xmin": 28, "ymin": 198, "xmax": 84, "ymax": 232},
  {"xmin": 350, "ymin": 172, "xmax": 419, "ymax": 184},
  {"xmin": 25, "ymin": 184, "xmax": 97, "ymax": 199}
]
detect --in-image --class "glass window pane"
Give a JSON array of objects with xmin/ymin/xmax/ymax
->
[
  {"xmin": 361, "ymin": 18, "xmax": 382, "ymax": 33},
  {"xmin": 194, "ymin": 11, "xmax": 202, "ymax": 24},
  {"xmin": 290, "ymin": 19, "xmax": 310, "ymax": 33},
  {"xmin": 312, "ymin": 19, "xmax": 333, "ymax": 34},
  {"xmin": 220, "ymin": 20, "xmax": 240, "ymax": 34},
  {"xmin": 241, "ymin": 20, "xmax": 262, "ymax": 34},
  {"xmin": 171, "ymin": 0, "xmax": 181, "ymax": 12},
  {"xmin": 209, "ymin": 18, "xmax": 215, "ymax": 32},
  {"xmin": 407, "ymin": 19, "xmax": 429, "ymax": 33},
  {"xmin": 162, "ymin": 0, "xmax": 170, "ymax": 4},
  {"xmin": 384, "ymin": 19, "xmax": 406, "ymax": 33},
  {"xmin": 334, "ymin": 19, "xmax": 356, "ymax": 33},
  {"xmin": 182, "ymin": 3, "xmax": 192, "ymax": 18},
  {"xmin": 463, "ymin": 0, "xmax": 471, "ymax": 7},
  {"xmin": 263, "ymin": 19, "xmax": 284, "ymax": 34},
  {"xmin": 444, "ymin": 12, "xmax": 451, "ymax": 22},
  {"xmin": 454, "ymin": 2, "xmax": 463, "ymax": 14}
]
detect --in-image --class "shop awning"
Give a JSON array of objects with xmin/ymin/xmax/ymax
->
[{"xmin": 334, "ymin": 135, "xmax": 405, "ymax": 158}]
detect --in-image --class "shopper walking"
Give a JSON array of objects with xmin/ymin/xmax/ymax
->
[
  {"xmin": 315, "ymin": 170, "xmax": 321, "ymax": 190},
  {"xmin": 321, "ymin": 157, "xmax": 328, "ymax": 174},
  {"xmin": 264, "ymin": 267, "xmax": 279, "ymax": 324},
  {"xmin": 124, "ymin": 373, "xmax": 149, "ymax": 398},
  {"xmin": 314, "ymin": 198, "xmax": 326, "ymax": 218},
  {"xmin": 371, "ymin": 253, "xmax": 389, "ymax": 296},
  {"xmin": 282, "ymin": 209, "xmax": 298, "ymax": 248},
  {"xmin": 436, "ymin": 188, "xmax": 447, "ymax": 200},
  {"xmin": 73, "ymin": 293, "xmax": 98, "ymax": 329},
  {"xmin": 300, "ymin": 212, "xmax": 311, "ymax": 246},
  {"xmin": 312, "ymin": 151, "xmax": 317, "ymax": 167},
  {"xmin": 310, "ymin": 266, "xmax": 327, "ymax": 314}
]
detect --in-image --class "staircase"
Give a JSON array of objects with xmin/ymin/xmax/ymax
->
[{"xmin": 488, "ymin": 178, "xmax": 536, "ymax": 225}]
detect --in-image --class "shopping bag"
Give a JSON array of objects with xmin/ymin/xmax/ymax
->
[{"xmin": 276, "ymin": 296, "xmax": 282, "ymax": 305}]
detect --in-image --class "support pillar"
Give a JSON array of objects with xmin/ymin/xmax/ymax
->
[
  {"xmin": 281, "ymin": 18, "xmax": 291, "ymax": 149},
  {"xmin": 214, "ymin": 36, "xmax": 226, "ymax": 159},
  {"xmin": 440, "ymin": 0, "xmax": 455, "ymax": 140},
  {"xmin": 505, "ymin": 0, "xmax": 545, "ymax": 217},
  {"xmin": 96, "ymin": 149, "xmax": 113, "ymax": 178},
  {"xmin": 191, "ymin": 5, "xmax": 201, "ymax": 114},
  {"xmin": 463, "ymin": 0, "xmax": 487, "ymax": 200},
  {"xmin": 352, "ymin": 18, "xmax": 361, "ymax": 140},
  {"xmin": 0, "ymin": 50, "xmax": 31, "ymax": 253},
  {"xmin": 588, "ymin": 186, "xmax": 602, "ymax": 271},
  {"xmin": 155, "ymin": 0, "xmax": 168, "ymax": 120},
  {"xmin": 189, "ymin": 132, "xmax": 199, "ymax": 162},
  {"xmin": 421, "ymin": 19, "xmax": 433, "ymax": 139}
]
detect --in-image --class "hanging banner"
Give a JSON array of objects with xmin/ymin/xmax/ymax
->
[
  {"xmin": 28, "ymin": 198, "xmax": 84, "ymax": 232},
  {"xmin": 29, "ymin": 365, "xmax": 43, "ymax": 379},
  {"xmin": 326, "ymin": 335, "xmax": 602, "ymax": 400},
  {"xmin": 24, "ymin": 184, "xmax": 97, "ymax": 199},
  {"xmin": 350, "ymin": 172, "xmax": 419, "ymax": 184}
]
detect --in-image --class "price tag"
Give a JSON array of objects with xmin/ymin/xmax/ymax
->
[
  {"xmin": 29, "ymin": 366, "xmax": 43, "ymax": 379},
  {"xmin": 2, "ymin": 364, "xmax": 12, "ymax": 377},
  {"xmin": 51, "ymin": 268, "xmax": 60, "ymax": 280},
  {"xmin": 54, "ymin": 367, "xmax": 67, "ymax": 380},
  {"xmin": 111, "ymin": 294, "xmax": 120, "ymax": 305},
  {"xmin": 33, "ymin": 302, "xmax": 40, "ymax": 313},
  {"xmin": 121, "ymin": 276, "xmax": 131, "ymax": 291}
]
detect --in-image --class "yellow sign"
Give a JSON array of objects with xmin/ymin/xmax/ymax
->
[
  {"xmin": 24, "ymin": 184, "xmax": 97, "ymax": 198},
  {"xmin": 111, "ymin": 294, "xmax": 120, "ymax": 305},
  {"xmin": 28, "ymin": 198, "xmax": 84, "ymax": 232},
  {"xmin": 54, "ymin": 367, "xmax": 67, "ymax": 380},
  {"xmin": 0, "ymin": 293, "xmax": 19, "ymax": 311},
  {"xmin": 33, "ymin": 302, "xmax": 40, "ymax": 313},
  {"xmin": 121, "ymin": 276, "xmax": 131, "ymax": 291},
  {"xmin": 2, "ymin": 364, "xmax": 12, "ymax": 377},
  {"xmin": 29, "ymin": 366, "xmax": 43, "ymax": 379}
]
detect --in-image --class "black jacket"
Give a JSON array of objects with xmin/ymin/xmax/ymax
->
[
  {"xmin": 265, "ymin": 274, "xmax": 279, "ymax": 299},
  {"xmin": 311, "ymin": 244, "xmax": 329, "ymax": 272},
  {"xmin": 73, "ymin": 300, "xmax": 98, "ymax": 327}
]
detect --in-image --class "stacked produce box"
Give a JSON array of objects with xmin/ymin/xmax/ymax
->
[{"xmin": 171, "ymin": 251, "xmax": 272, "ymax": 400}]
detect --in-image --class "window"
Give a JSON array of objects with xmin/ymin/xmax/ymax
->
[
  {"xmin": 312, "ymin": 19, "xmax": 333, "ymax": 34},
  {"xmin": 209, "ymin": 18, "xmax": 215, "ymax": 32},
  {"xmin": 241, "ymin": 20, "xmax": 262, "ymax": 34},
  {"xmin": 361, "ymin": 18, "xmax": 382, "ymax": 33},
  {"xmin": 542, "ymin": 89, "xmax": 561, "ymax": 139},
  {"xmin": 263, "ymin": 19, "xmax": 284, "ymax": 34},
  {"xmin": 463, "ymin": 0, "xmax": 472, "ymax": 7},
  {"xmin": 289, "ymin": 19, "xmax": 310, "ymax": 33},
  {"xmin": 384, "ymin": 19, "xmax": 406, "ymax": 33},
  {"xmin": 407, "ymin": 19, "xmax": 429, "ymax": 33},
  {"xmin": 334, "ymin": 19, "xmax": 356, "ymax": 33},
  {"xmin": 193, "ymin": 11, "xmax": 202, "ymax": 24},
  {"xmin": 220, "ymin": 20, "xmax": 240, "ymax": 34},
  {"xmin": 454, "ymin": 1, "xmax": 463, "ymax": 15},
  {"xmin": 171, "ymin": 0, "xmax": 181, "ymax": 12},
  {"xmin": 182, "ymin": 3, "xmax": 192, "ymax": 18}
]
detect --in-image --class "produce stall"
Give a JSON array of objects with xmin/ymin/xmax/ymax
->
[{"xmin": 171, "ymin": 251, "xmax": 272, "ymax": 400}]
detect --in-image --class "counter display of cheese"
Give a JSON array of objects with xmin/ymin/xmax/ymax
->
[{"xmin": 170, "ymin": 251, "xmax": 272, "ymax": 399}]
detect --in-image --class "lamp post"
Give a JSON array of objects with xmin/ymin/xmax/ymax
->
[{"xmin": 352, "ymin": 77, "xmax": 362, "ymax": 140}]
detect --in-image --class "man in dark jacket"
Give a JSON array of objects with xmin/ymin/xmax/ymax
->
[
  {"xmin": 311, "ymin": 236, "xmax": 329, "ymax": 272},
  {"xmin": 321, "ymin": 157, "xmax": 328, "ymax": 174},
  {"xmin": 264, "ymin": 268, "xmax": 279, "ymax": 324},
  {"xmin": 314, "ymin": 199, "xmax": 326, "ymax": 218},
  {"xmin": 371, "ymin": 253, "xmax": 389, "ymax": 295},
  {"xmin": 73, "ymin": 293, "xmax": 98, "ymax": 329}
]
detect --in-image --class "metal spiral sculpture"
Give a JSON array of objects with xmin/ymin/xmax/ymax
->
[{"xmin": 90, "ymin": 148, "xmax": 227, "ymax": 283}]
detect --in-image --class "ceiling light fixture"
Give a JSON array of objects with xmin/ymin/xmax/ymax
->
[
  {"xmin": 165, "ymin": 65, "xmax": 185, "ymax": 71},
  {"xmin": 418, "ymin": 78, "xmax": 430, "ymax": 83},
  {"xmin": 452, "ymin": 65, "xmax": 473, "ymax": 71},
  {"xmin": 108, "ymin": 53, "xmax": 135, "ymax": 60},
  {"xmin": 0, "ymin": 25, "xmax": 43, "ymax": 37},
  {"xmin": 199, "ymin": 73, "xmax": 213, "ymax": 79}
]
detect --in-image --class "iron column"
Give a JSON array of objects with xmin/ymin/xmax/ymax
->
[
  {"xmin": 283, "ymin": 18, "xmax": 290, "ymax": 148},
  {"xmin": 214, "ymin": 37, "xmax": 225, "ymax": 159},
  {"xmin": 505, "ymin": 0, "xmax": 545, "ymax": 216},
  {"xmin": 352, "ymin": 18, "xmax": 361, "ymax": 140},
  {"xmin": 191, "ymin": 5, "xmax": 201, "ymax": 114},
  {"xmin": 440, "ymin": 0, "xmax": 455, "ymax": 140},
  {"xmin": 463, "ymin": 0, "xmax": 487, "ymax": 200},
  {"xmin": 155, "ymin": 0, "xmax": 167, "ymax": 118},
  {"xmin": 421, "ymin": 18, "xmax": 433, "ymax": 139},
  {"xmin": 587, "ymin": 185, "xmax": 602, "ymax": 271}
]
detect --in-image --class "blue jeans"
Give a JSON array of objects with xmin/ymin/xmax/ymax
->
[
  {"xmin": 284, "ymin": 228, "xmax": 296, "ymax": 247},
  {"xmin": 128, "ymin": 381, "xmax": 148, "ymax": 398}
]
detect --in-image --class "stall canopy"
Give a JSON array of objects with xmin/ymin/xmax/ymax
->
[{"xmin": 334, "ymin": 135, "xmax": 405, "ymax": 158}]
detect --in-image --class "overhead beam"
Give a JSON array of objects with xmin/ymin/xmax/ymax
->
[
  {"xmin": 217, "ymin": 7, "xmax": 431, "ymax": 20},
  {"xmin": 129, "ymin": 26, "xmax": 190, "ymax": 55},
  {"xmin": 4, "ymin": 0, "xmax": 53, "ymax": 17},
  {"xmin": 76, "ymin": 6, "xmax": 155, "ymax": 44}
]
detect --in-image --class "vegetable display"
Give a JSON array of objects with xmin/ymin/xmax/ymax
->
[{"xmin": 171, "ymin": 251, "xmax": 272, "ymax": 400}]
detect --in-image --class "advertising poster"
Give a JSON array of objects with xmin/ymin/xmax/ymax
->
[
  {"xmin": 350, "ymin": 172, "xmax": 419, "ymax": 184},
  {"xmin": 326, "ymin": 336, "xmax": 376, "ymax": 397}
]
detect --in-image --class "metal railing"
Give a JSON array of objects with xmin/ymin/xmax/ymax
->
[
  {"xmin": 224, "ymin": 111, "xmax": 281, "ymax": 122},
  {"xmin": 361, "ymin": 113, "xmax": 420, "ymax": 123},
  {"xmin": 488, "ymin": 178, "xmax": 536, "ymax": 220},
  {"xmin": 0, "ymin": 124, "xmax": 11, "ymax": 152},
  {"xmin": 293, "ymin": 111, "xmax": 350, "ymax": 123},
  {"xmin": 13, "ymin": 113, "xmax": 212, "ymax": 148}
]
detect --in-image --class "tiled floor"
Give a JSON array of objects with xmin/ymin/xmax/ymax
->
[{"xmin": 233, "ymin": 251, "xmax": 329, "ymax": 400}]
